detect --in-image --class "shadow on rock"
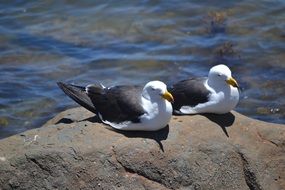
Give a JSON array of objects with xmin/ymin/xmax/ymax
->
[
  {"xmin": 109, "ymin": 125, "xmax": 170, "ymax": 152},
  {"xmin": 55, "ymin": 118, "xmax": 74, "ymax": 124},
  {"xmin": 201, "ymin": 112, "xmax": 235, "ymax": 137},
  {"xmin": 56, "ymin": 115, "xmax": 103, "ymax": 124},
  {"xmin": 81, "ymin": 115, "xmax": 102, "ymax": 123}
]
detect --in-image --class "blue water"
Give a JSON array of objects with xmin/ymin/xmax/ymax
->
[{"xmin": 0, "ymin": 1, "xmax": 284, "ymax": 139}]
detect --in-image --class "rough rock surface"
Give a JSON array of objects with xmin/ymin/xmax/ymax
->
[{"xmin": 0, "ymin": 107, "xmax": 284, "ymax": 190}]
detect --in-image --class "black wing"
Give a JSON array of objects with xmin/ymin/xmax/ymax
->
[
  {"xmin": 58, "ymin": 82, "xmax": 146, "ymax": 123},
  {"xmin": 87, "ymin": 84, "xmax": 146, "ymax": 123},
  {"xmin": 169, "ymin": 77, "xmax": 210, "ymax": 110}
]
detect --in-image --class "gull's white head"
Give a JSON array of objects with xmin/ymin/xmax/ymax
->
[
  {"xmin": 208, "ymin": 64, "xmax": 239, "ymax": 88},
  {"xmin": 142, "ymin": 81, "xmax": 174, "ymax": 103}
]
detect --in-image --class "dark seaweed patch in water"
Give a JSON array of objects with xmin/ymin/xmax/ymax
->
[
  {"xmin": 0, "ymin": 117, "xmax": 9, "ymax": 127},
  {"xmin": 205, "ymin": 11, "xmax": 228, "ymax": 35},
  {"xmin": 213, "ymin": 41, "xmax": 241, "ymax": 65}
]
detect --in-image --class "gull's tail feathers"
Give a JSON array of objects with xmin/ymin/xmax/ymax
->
[{"xmin": 57, "ymin": 82, "xmax": 97, "ymax": 114}]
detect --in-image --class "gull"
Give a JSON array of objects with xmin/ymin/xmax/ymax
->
[
  {"xmin": 58, "ymin": 80, "xmax": 174, "ymax": 131},
  {"xmin": 170, "ymin": 64, "xmax": 239, "ymax": 114}
]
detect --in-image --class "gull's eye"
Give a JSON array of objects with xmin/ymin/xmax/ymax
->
[
  {"xmin": 151, "ymin": 87, "xmax": 156, "ymax": 91},
  {"xmin": 218, "ymin": 73, "xmax": 222, "ymax": 77}
]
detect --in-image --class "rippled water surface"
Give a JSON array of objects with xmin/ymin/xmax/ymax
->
[{"xmin": 0, "ymin": 1, "xmax": 284, "ymax": 139}]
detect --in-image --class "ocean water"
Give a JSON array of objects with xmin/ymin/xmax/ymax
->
[{"xmin": 0, "ymin": 0, "xmax": 284, "ymax": 139}]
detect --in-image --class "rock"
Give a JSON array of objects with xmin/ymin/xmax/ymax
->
[{"xmin": 0, "ymin": 107, "xmax": 284, "ymax": 190}]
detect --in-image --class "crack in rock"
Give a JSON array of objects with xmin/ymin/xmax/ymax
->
[
  {"xmin": 237, "ymin": 151, "xmax": 262, "ymax": 190},
  {"xmin": 25, "ymin": 154, "xmax": 52, "ymax": 175},
  {"xmin": 256, "ymin": 131, "xmax": 279, "ymax": 147}
]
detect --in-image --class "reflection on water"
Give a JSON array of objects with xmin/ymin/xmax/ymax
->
[{"xmin": 0, "ymin": 1, "xmax": 284, "ymax": 139}]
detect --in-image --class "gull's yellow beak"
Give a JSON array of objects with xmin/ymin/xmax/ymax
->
[
  {"xmin": 226, "ymin": 77, "xmax": 239, "ymax": 88},
  {"xmin": 162, "ymin": 91, "xmax": 174, "ymax": 103}
]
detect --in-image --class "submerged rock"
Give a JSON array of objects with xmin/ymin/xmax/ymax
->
[{"xmin": 0, "ymin": 107, "xmax": 284, "ymax": 190}]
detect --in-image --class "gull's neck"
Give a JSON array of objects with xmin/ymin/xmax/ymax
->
[{"xmin": 141, "ymin": 94, "xmax": 167, "ymax": 114}]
